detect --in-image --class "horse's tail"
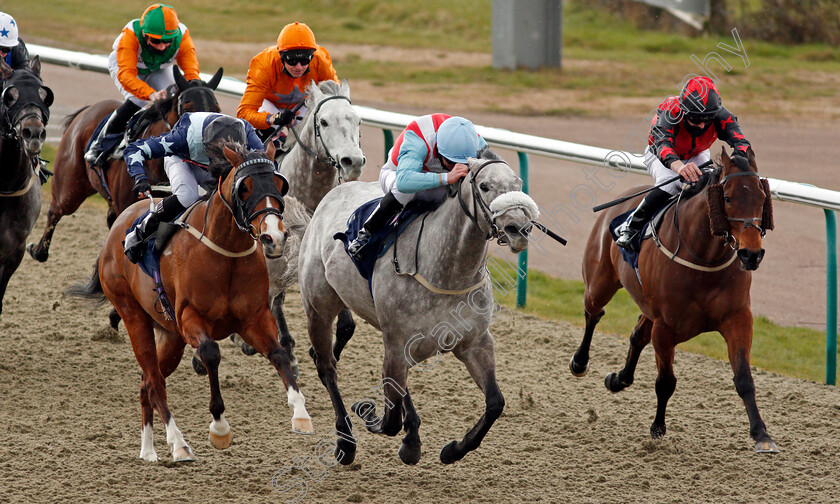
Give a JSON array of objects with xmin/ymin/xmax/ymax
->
[
  {"xmin": 66, "ymin": 256, "xmax": 109, "ymax": 307},
  {"xmin": 63, "ymin": 106, "xmax": 90, "ymax": 132}
]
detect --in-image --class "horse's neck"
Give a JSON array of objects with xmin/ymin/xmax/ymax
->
[
  {"xmin": 282, "ymin": 126, "xmax": 336, "ymax": 212},
  {"xmin": 419, "ymin": 189, "xmax": 490, "ymax": 279},
  {"xmin": 0, "ymin": 138, "xmax": 28, "ymax": 191},
  {"xmin": 191, "ymin": 193, "xmax": 253, "ymax": 251},
  {"xmin": 667, "ymin": 193, "xmax": 729, "ymax": 262}
]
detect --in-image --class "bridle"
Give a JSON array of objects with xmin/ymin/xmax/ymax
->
[
  {"xmin": 717, "ymin": 171, "xmax": 767, "ymax": 241},
  {"xmin": 456, "ymin": 159, "xmax": 510, "ymax": 242},
  {"xmin": 0, "ymin": 75, "xmax": 51, "ymax": 196},
  {"xmin": 176, "ymin": 85, "xmax": 219, "ymax": 117},
  {"xmin": 288, "ymin": 94, "xmax": 354, "ymax": 181},
  {"xmin": 220, "ymin": 157, "xmax": 288, "ymax": 240}
]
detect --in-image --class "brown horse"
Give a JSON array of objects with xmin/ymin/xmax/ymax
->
[
  {"xmin": 27, "ymin": 67, "xmax": 223, "ymax": 263},
  {"xmin": 70, "ymin": 142, "xmax": 313, "ymax": 463},
  {"xmin": 570, "ymin": 147, "xmax": 779, "ymax": 453}
]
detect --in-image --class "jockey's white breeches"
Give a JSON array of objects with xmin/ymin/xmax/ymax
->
[{"xmin": 644, "ymin": 146, "xmax": 711, "ymax": 196}]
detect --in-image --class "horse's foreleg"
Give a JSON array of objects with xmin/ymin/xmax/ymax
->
[
  {"xmin": 570, "ymin": 308, "xmax": 604, "ymax": 377},
  {"xmin": 721, "ymin": 311, "xmax": 779, "ymax": 453},
  {"xmin": 194, "ymin": 338, "xmax": 232, "ymax": 450},
  {"xmin": 605, "ymin": 315, "xmax": 652, "ymax": 392},
  {"xmin": 271, "ymin": 291, "xmax": 299, "ymax": 378},
  {"xmin": 242, "ymin": 310, "xmax": 313, "ymax": 434},
  {"xmin": 0, "ymin": 250, "xmax": 24, "ymax": 315},
  {"xmin": 308, "ymin": 310, "xmax": 356, "ymax": 465},
  {"xmin": 650, "ymin": 322, "xmax": 677, "ymax": 439},
  {"xmin": 441, "ymin": 331, "xmax": 504, "ymax": 464},
  {"xmin": 27, "ymin": 185, "xmax": 91, "ymax": 263},
  {"xmin": 572, "ymin": 258, "xmax": 621, "ymax": 376},
  {"xmin": 138, "ymin": 379, "xmax": 157, "ymax": 461}
]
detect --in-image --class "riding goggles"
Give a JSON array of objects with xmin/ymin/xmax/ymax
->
[
  {"xmin": 282, "ymin": 50, "xmax": 315, "ymax": 67},
  {"xmin": 686, "ymin": 113, "xmax": 715, "ymax": 124},
  {"xmin": 0, "ymin": 46, "xmax": 13, "ymax": 54}
]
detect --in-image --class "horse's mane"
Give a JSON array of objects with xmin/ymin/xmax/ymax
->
[{"xmin": 206, "ymin": 140, "xmax": 269, "ymax": 181}]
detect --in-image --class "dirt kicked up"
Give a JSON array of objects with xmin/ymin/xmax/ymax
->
[{"xmin": 1, "ymin": 196, "xmax": 840, "ymax": 504}]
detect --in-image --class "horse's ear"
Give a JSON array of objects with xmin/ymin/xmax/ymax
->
[
  {"xmin": 746, "ymin": 146, "xmax": 757, "ymax": 168},
  {"xmin": 29, "ymin": 55, "xmax": 41, "ymax": 78},
  {"xmin": 266, "ymin": 140, "xmax": 276, "ymax": 161},
  {"xmin": 40, "ymin": 86, "xmax": 54, "ymax": 107},
  {"xmin": 720, "ymin": 146, "xmax": 731, "ymax": 167},
  {"xmin": 223, "ymin": 145, "xmax": 243, "ymax": 168},
  {"xmin": 339, "ymin": 79, "xmax": 351, "ymax": 99},
  {"xmin": 0, "ymin": 58, "xmax": 13, "ymax": 80},
  {"xmin": 306, "ymin": 80, "xmax": 323, "ymax": 107},
  {"xmin": 172, "ymin": 65, "xmax": 189, "ymax": 90},
  {"xmin": 207, "ymin": 67, "xmax": 224, "ymax": 90}
]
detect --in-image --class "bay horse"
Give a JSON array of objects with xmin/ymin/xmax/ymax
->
[
  {"xmin": 299, "ymin": 154, "xmax": 537, "ymax": 465},
  {"xmin": 569, "ymin": 147, "xmax": 779, "ymax": 453},
  {"xmin": 27, "ymin": 66, "xmax": 223, "ymax": 263},
  {"xmin": 0, "ymin": 56, "xmax": 53, "ymax": 315},
  {"xmin": 216, "ymin": 80, "xmax": 366, "ymax": 377},
  {"xmin": 70, "ymin": 141, "xmax": 313, "ymax": 463}
]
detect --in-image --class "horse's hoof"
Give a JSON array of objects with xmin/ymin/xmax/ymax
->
[
  {"xmin": 208, "ymin": 430, "xmax": 232, "ymax": 450},
  {"xmin": 335, "ymin": 438, "xmax": 356, "ymax": 465},
  {"xmin": 399, "ymin": 441, "xmax": 422, "ymax": 465},
  {"xmin": 439, "ymin": 440, "xmax": 463, "ymax": 464},
  {"xmin": 755, "ymin": 439, "xmax": 780, "ymax": 454},
  {"xmin": 650, "ymin": 423, "xmax": 666, "ymax": 439},
  {"xmin": 241, "ymin": 343, "xmax": 257, "ymax": 356},
  {"xmin": 192, "ymin": 354, "xmax": 207, "ymax": 376},
  {"xmin": 26, "ymin": 243, "xmax": 47, "ymax": 263},
  {"xmin": 292, "ymin": 417, "xmax": 315, "ymax": 434},
  {"xmin": 172, "ymin": 446, "xmax": 196, "ymax": 463},
  {"xmin": 308, "ymin": 346, "xmax": 316, "ymax": 363},
  {"xmin": 569, "ymin": 356, "xmax": 589, "ymax": 377},
  {"xmin": 139, "ymin": 451, "xmax": 159, "ymax": 462}
]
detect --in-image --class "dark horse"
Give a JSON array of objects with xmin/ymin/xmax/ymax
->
[
  {"xmin": 27, "ymin": 66, "xmax": 223, "ymax": 263},
  {"xmin": 0, "ymin": 56, "xmax": 53, "ymax": 315},
  {"xmin": 69, "ymin": 141, "xmax": 313, "ymax": 463},
  {"xmin": 569, "ymin": 147, "xmax": 778, "ymax": 453}
]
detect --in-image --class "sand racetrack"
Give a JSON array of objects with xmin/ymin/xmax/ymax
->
[{"xmin": 1, "ymin": 197, "xmax": 840, "ymax": 504}]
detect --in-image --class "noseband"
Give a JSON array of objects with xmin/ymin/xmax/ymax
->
[{"xmin": 288, "ymin": 95, "xmax": 354, "ymax": 180}]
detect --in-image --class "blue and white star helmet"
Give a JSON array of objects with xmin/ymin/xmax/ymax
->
[{"xmin": 0, "ymin": 12, "xmax": 20, "ymax": 48}]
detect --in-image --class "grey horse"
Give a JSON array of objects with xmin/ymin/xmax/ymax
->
[
  {"xmin": 0, "ymin": 56, "xmax": 53, "ymax": 315},
  {"xmin": 299, "ymin": 155, "xmax": 538, "ymax": 465},
  {"xmin": 193, "ymin": 80, "xmax": 365, "ymax": 375}
]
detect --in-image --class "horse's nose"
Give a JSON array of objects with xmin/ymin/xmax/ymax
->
[
  {"xmin": 22, "ymin": 125, "xmax": 46, "ymax": 144},
  {"xmin": 340, "ymin": 154, "xmax": 365, "ymax": 181},
  {"xmin": 737, "ymin": 248, "xmax": 765, "ymax": 270}
]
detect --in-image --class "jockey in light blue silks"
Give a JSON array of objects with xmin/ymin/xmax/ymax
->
[
  {"xmin": 346, "ymin": 114, "xmax": 486, "ymax": 260},
  {"xmin": 121, "ymin": 112, "xmax": 264, "ymax": 262}
]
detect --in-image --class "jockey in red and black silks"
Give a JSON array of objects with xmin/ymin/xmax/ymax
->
[{"xmin": 615, "ymin": 76, "xmax": 753, "ymax": 251}]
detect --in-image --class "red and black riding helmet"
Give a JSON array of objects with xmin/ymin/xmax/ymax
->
[{"xmin": 679, "ymin": 76, "xmax": 722, "ymax": 123}]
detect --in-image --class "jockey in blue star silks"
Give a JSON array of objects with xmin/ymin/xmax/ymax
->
[
  {"xmin": 346, "ymin": 114, "xmax": 487, "ymax": 260},
  {"xmin": 0, "ymin": 12, "xmax": 30, "ymax": 73},
  {"xmin": 121, "ymin": 112, "xmax": 264, "ymax": 263}
]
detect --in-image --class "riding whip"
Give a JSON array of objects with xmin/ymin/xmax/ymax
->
[
  {"xmin": 532, "ymin": 221, "xmax": 567, "ymax": 246},
  {"xmin": 592, "ymin": 160, "xmax": 713, "ymax": 213}
]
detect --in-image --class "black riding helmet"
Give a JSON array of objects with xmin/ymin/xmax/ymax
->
[
  {"xmin": 680, "ymin": 76, "xmax": 722, "ymax": 123},
  {"xmin": 202, "ymin": 114, "xmax": 247, "ymax": 147}
]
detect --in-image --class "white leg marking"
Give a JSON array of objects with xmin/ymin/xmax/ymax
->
[
  {"xmin": 139, "ymin": 423, "xmax": 158, "ymax": 462},
  {"xmin": 287, "ymin": 387, "xmax": 311, "ymax": 420},
  {"xmin": 209, "ymin": 413, "xmax": 231, "ymax": 437}
]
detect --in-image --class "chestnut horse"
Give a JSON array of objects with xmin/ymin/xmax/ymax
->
[
  {"xmin": 27, "ymin": 66, "xmax": 223, "ymax": 263},
  {"xmin": 569, "ymin": 147, "xmax": 779, "ymax": 453},
  {"xmin": 70, "ymin": 142, "xmax": 313, "ymax": 463}
]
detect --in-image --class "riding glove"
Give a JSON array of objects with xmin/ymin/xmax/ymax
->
[
  {"xmin": 271, "ymin": 108, "xmax": 297, "ymax": 128},
  {"xmin": 133, "ymin": 178, "xmax": 152, "ymax": 197}
]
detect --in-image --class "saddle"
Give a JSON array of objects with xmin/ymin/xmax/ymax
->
[{"xmin": 334, "ymin": 197, "xmax": 439, "ymax": 292}]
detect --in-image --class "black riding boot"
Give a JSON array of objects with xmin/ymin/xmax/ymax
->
[
  {"xmin": 124, "ymin": 195, "xmax": 187, "ymax": 263},
  {"xmin": 84, "ymin": 99, "xmax": 141, "ymax": 167},
  {"xmin": 615, "ymin": 187, "xmax": 671, "ymax": 251},
  {"xmin": 347, "ymin": 192, "xmax": 404, "ymax": 260}
]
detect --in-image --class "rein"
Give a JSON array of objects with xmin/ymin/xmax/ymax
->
[
  {"xmin": 457, "ymin": 159, "xmax": 510, "ymax": 242},
  {"xmin": 289, "ymin": 95, "xmax": 352, "ymax": 181}
]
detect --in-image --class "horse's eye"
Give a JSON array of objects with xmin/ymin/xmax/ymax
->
[
  {"xmin": 724, "ymin": 196, "xmax": 731, "ymax": 204},
  {"xmin": 320, "ymin": 119, "xmax": 328, "ymax": 127},
  {"xmin": 479, "ymin": 183, "xmax": 490, "ymax": 192}
]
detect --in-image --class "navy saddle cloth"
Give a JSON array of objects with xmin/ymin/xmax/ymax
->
[
  {"xmin": 85, "ymin": 115, "xmax": 125, "ymax": 161},
  {"xmin": 334, "ymin": 197, "xmax": 439, "ymax": 289}
]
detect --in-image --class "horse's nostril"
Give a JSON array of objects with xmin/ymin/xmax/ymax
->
[
  {"xmin": 38, "ymin": 130, "xmax": 46, "ymax": 141},
  {"xmin": 22, "ymin": 129, "xmax": 32, "ymax": 140},
  {"xmin": 340, "ymin": 156, "xmax": 352, "ymax": 167},
  {"xmin": 259, "ymin": 234, "xmax": 273, "ymax": 246},
  {"xmin": 504, "ymin": 225, "xmax": 522, "ymax": 236}
]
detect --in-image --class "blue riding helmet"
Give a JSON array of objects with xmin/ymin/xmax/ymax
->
[{"xmin": 436, "ymin": 116, "xmax": 480, "ymax": 164}]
